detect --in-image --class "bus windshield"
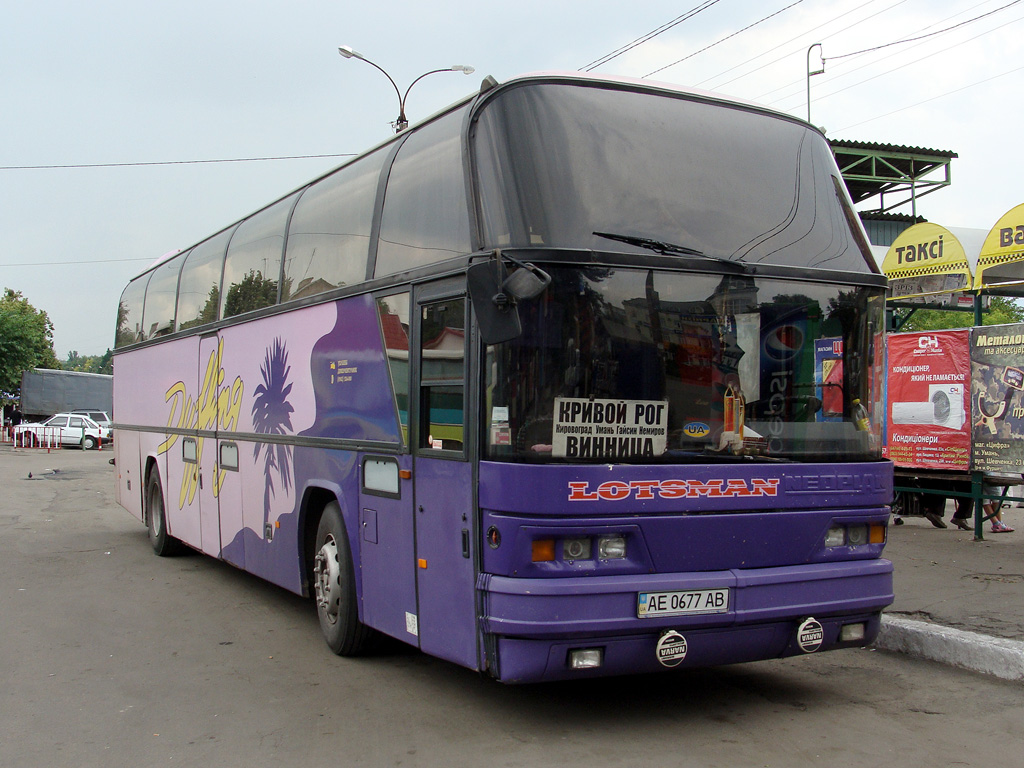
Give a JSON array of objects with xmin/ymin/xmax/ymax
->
[
  {"xmin": 473, "ymin": 82, "xmax": 875, "ymax": 273},
  {"xmin": 484, "ymin": 266, "xmax": 885, "ymax": 463}
]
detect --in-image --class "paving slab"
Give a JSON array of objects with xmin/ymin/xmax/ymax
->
[{"xmin": 876, "ymin": 507, "xmax": 1024, "ymax": 680}]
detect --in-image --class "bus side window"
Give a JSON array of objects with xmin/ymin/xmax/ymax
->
[
  {"xmin": 221, "ymin": 194, "xmax": 297, "ymax": 319},
  {"xmin": 176, "ymin": 228, "xmax": 235, "ymax": 332},
  {"xmin": 375, "ymin": 108, "xmax": 472, "ymax": 278},
  {"xmin": 419, "ymin": 297, "xmax": 466, "ymax": 452},
  {"xmin": 283, "ymin": 149, "xmax": 387, "ymax": 301},
  {"xmin": 115, "ymin": 275, "xmax": 149, "ymax": 348},
  {"xmin": 143, "ymin": 253, "xmax": 185, "ymax": 338},
  {"xmin": 377, "ymin": 292, "xmax": 411, "ymax": 447}
]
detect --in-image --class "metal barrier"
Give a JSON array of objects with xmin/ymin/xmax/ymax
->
[
  {"xmin": 12, "ymin": 426, "xmax": 63, "ymax": 451},
  {"xmin": 894, "ymin": 470, "xmax": 1022, "ymax": 542}
]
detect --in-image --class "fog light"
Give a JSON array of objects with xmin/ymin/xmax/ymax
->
[
  {"xmin": 825, "ymin": 526, "xmax": 845, "ymax": 547},
  {"xmin": 563, "ymin": 537, "xmax": 591, "ymax": 560},
  {"xmin": 840, "ymin": 622, "xmax": 866, "ymax": 643},
  {"xmin": 846, "ymin": 524, "xmax": 869, "ymax": 546},
  {"xmin": 569, "ymin": 648, "xmax": 603, "ymax": 669},
  {"xmin": 597, "ymin": 535, "xmax": 627, "ymax": 559}
]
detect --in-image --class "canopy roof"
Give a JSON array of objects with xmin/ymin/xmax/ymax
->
[{"xmin": 881, "ymin": 203, "xmax": 1024, "ymax": 301}]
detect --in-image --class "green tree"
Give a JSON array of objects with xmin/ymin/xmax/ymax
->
[
  {"xmin": 223, "ymin": 270, "xmax": 277, "ymax": 319},
  {"xmin": 894, "ymin": 296, "xmax": 1024, "ymax": 333},
  {"xmin": 0, "ymin": 289, "xmax": 61, "ymax": 398},
  {"xmin": 64, "ymin": 349, "xmax": 113, "ymax": 375}
]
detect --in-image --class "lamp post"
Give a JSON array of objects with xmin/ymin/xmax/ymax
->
[
  {"xmin": 806, "ymin": 43, "xmax": 825, "ymax": 125},
  {"xmin": 338, "ymin": 46, "xmax": 474, "ymax": 132}
]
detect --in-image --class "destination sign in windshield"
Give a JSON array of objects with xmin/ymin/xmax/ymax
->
[{"xmin": 552, "ymin": 397, "xmax": 668, "ymax": 459}]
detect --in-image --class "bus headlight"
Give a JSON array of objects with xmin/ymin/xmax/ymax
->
[
  {"xmin": 597, "ymin": 535, "xmax": 627, "ymax": 559},
  {"xmin": 825, "ymin": 526, "xmax": 846, "ymax": 547},
  {"xmin": 563, "ymin": 537, "xmax": 591, "ymax": 560},
  {"xmin": 846, "ymin": 524, "xmax": 869, "ymax": 546},
  {"xmin": 825, "ymin": 523, "xmax": 887, "ymax": 548}
]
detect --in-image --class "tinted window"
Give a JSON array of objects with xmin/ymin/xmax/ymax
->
[
  {"xmin": 473, "ymin": 83, "xmax": 876, "ymax": 273},
  {"xmin": 176, "ymin": 229, "xmax": 234, "ymax": 331},
  {"xmin": 375, "ymin": 108, "xmax": 472, "ymax": 277},
  {"xmin": 142, "ymin": 253, "xmax": 184, "ymax": 338},
  {"xmin": 283, "ymin": 150, "xmax": 387, "ymax": 301},
  {"xmin": 222, "ymin": 194, "xmax": 297, "ymax": 319},
  {"xmin": 377, "ymin": 292, "xmax": 411, "ymax": 445},
  {"xmin": 115, "ymin": 275, "xmax": 149, "ymax": 348}
]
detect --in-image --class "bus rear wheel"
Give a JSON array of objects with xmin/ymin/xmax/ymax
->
[
  {"xmin": 146, "ymin": 471, "xmax": 183, "ymax": 556},
  {"xmin": 313, "ymin": 502, "xmax": 373, "ymax": 656}
]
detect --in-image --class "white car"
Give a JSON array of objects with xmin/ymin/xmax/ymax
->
[
  {"xmin": 71, "ymin": 410, "xmax": 113, "ymax": 441},
  {"xmin": 14, "ymin": 413, "xmax": 105, "ymax": 449}
]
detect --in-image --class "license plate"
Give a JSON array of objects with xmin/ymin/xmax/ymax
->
[{"xmin": 637, "ymin": 588, "xmax": 729, "ymax": 618}]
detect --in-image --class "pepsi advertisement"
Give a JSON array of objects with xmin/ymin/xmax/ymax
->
[{"xmin": 759, "ymin": 305, "xmax": 814, "ymax": 426}]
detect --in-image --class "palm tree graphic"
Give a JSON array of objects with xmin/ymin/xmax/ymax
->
[{"xmin": 252, "ymin": 338, "xmax": 294, "ymax": 528}]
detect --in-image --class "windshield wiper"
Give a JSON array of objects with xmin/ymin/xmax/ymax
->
[{"xmin": 594, "ymin": 231, "xmax": 746, "ymax": 270}]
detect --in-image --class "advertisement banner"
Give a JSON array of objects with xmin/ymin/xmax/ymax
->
[
  {"xmin": 970, "ymin": 323, "xmax": 1024, "ymax": 472},
  {"xmin": 814, "ymin": 338, "xmax": 843, "ymax": 421},
  {"xmin": 885, "ymin": 330, "xmax": 970, "ymax": 470}
]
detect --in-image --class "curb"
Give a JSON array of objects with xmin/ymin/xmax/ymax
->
[{"xmin": 875, "ymin": 615, "xmax": 1024, "ymax": 682}]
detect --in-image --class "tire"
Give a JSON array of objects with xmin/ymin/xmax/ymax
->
[
  {"xmin": 82, "ymin": 435, "xmax": 97, "ymax": 451},
  {"xmin": 146, "ymin": 471, "xmax": 183, "ymax": 556},
  {"xmin": 312, "ymin": 502, "xmax": 374, "ymax": 656}
]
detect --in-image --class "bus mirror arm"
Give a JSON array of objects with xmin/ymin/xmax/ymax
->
[
  {"xmin": 467, "ymin": 251, "xmax": 551, "ymax": 345},
  {"xmin": 499, "ymin": 253, "xmax": 551, "ymax": 301}
]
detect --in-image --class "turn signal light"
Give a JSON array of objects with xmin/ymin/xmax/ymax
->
[
  {"xmin": 869, "ymin": 522, "xmax": 887, "ymax": 544},
  {"xmin": 532, "ymin": 539, "xmax": 556, "ymax": 562}
]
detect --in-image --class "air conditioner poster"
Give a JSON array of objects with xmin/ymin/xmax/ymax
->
[
  {"xmin": 885, "ymin": 329, "xmax": 970, "ymax": 470},
  {"xmin": 970, "ymin": 323, "xmax": 1024, "ymax": 473}
]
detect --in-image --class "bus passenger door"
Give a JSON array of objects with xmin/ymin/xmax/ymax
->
[
  {"xmin": 196, "ymin": 334, "xmax": 224, "ymax": 557},
  {"xmin": 412, "ymin": 290, "xmax": 478, "ymax": 670}
]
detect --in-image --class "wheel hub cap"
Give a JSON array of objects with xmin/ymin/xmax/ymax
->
[{"xmin": 314, "ymin": 534, "xmax": 341, "ymax": 624}]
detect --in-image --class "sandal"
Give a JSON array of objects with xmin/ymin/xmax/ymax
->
[{"xmin": 991, "ymin": 522, "xmax": 1014, "ymax": 533}]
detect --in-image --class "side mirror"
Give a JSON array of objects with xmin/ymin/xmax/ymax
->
[{"xmin": 467, "ymin": 252, "xmax": 551, "ymax": 345}]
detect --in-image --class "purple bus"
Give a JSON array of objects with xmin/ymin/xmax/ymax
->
[{"xmin": 112, "ymin": 73, "xmax": 893, "ymax": 683}]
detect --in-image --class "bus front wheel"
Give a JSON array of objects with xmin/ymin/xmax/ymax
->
[
  {"xmin": 313, "ymin": 502, "xmax": 373, "ymax": 656},
  {"xmin": 146, "ymin": 471, "xmax": 183, "ymax": 556}
]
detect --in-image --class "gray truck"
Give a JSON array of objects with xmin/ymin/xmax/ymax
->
[{"xmin": 19, "ymin": 369, "xmax": 113, "ymax": 421}]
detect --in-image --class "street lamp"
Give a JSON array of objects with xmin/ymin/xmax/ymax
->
[
  {"xmin": 806, "ymin": 43, "xmax": 825, "ymax": 125},
  {"xmin": 338, "ymin": 45, "xmax": 475, "ymax": 132}
]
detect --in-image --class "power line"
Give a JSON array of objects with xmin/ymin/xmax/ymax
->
[
  {"xmin": 1, "ymin": 257, "xmax": 153, "ymax": 267},
  {"xmin": 0, "ymin": 152, "xmax": 354, "ymax": 172},
  {"xmin": 644, "ymin": 1, "xmax": 803, "ymax": 79},
  {"xmin": 832, "ymin": 61, "xmax": 1024, "ymax": 133},
  {"xmin": 695, "ymin": 0, "xmax": 908, "ymax": 90},
  {"xmin": 825, "ymin": 0, "xmax": 1021, "ymax": 61},
  {"xmin": 761, "ymin": 2, "xmax": 1023, "ymax": 110},
  {"xmin": 581, "ymin": 0, "xmax": 722, "ymax": 72},
  {"xmin": 768, "ymin": 8, "xmax": 1024, "ymax": 116}
]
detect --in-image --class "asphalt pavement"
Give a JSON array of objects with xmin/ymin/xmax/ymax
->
[
  {"xmin": 878, "ymin": 502, "xmax": 1024, "ymax": 681},
  {"xmin": 2, "ymin": 440, "xmax": 1020, "ymax": 683}
]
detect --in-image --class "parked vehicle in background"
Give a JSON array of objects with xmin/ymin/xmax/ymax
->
[
  {"xmin": 14, "ymin": 413, "xmax": 104, "ymax": 449},
  {"xmin": 71, "ymin": 410, "xmax": 113, "ymax": 441},
  {"xmin": 20, "ymin": 369, "xmax": 113, "ymax": 421}
]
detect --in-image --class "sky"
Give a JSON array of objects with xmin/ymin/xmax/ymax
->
[{"xmin": 3, "ymin": 0, "xmax": 1023, "ymax": 358}]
